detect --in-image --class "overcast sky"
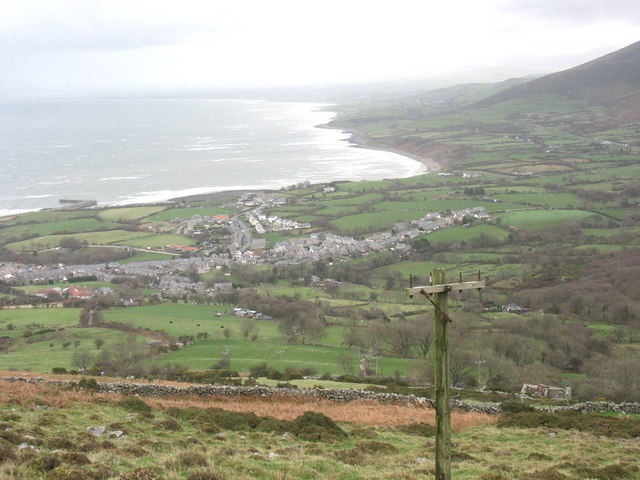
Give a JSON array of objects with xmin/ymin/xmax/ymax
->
[{"xmin": 1, "ymin": 0, "xmax": 639, "ymax": 94}]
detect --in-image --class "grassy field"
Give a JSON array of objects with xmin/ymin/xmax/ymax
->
[
  {"xmin": 4, "ymin": 230, "xmax": 152, "ymax": 251},
  {"xmin": 98, "ymin": 206, "xmax": 167, "ymax": 221},
  {"xmin": 0, "ymin": 218, "xmax": 121, "ymax": 245},
  {"xmin": 102, "ymin": 305, "xmax": 405, "ymax": 376},
  {"xmin": 145, "ymin": 206, "xmax": 235, "ymax": 221},
  {"xmin": 0, "ymin": 378, "xmax": 638, "ymax": 480},
  {"xmin": 494, "ymin": 209, "xmax": 597, "ymax": 230},
  {"xmin": 0, "ymin": 308, "xmax": 150, "ymax": 371}
]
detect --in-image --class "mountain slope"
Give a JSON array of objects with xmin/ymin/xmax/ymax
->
[{"xmin": 479, "ymin": 40, "xmax": 640, "ymax": 111}]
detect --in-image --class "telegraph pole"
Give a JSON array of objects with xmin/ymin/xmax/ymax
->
[{"xmin": 407, "ymin": 268, "xmax": 485, "ymax": 480}]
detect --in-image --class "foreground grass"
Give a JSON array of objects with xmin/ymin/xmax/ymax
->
[{"xmin": 0, "ymin": 379, "xmax": 638, "ymax": 480}]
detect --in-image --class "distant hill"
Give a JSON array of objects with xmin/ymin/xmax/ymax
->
[{"xmin": 479, "ymin": 40, "xmax": 640, "ymax": 115}]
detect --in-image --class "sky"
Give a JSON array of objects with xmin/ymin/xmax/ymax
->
[{"xmin": 1, "ymin": 0, "xmax": 640, "ymax": 94}]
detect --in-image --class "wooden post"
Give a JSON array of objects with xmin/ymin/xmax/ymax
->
[
  {"xmin": 432, "ymin": 268, "xmax": 451, "ymax": 480},
  {"xmin": 405, "ymin": 270, "xmax": 485, "ymax": 480}
]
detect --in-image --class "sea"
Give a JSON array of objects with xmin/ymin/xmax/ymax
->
[{"xmin": 0, "ymin": 97, "xmax": 426, "ymax": 217}]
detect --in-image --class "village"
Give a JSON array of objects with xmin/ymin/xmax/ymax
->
[{"xmin": 0, "ymin": 189, "xmax": 491, "ymax": 306}]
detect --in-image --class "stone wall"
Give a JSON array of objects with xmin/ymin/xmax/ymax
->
[{"xmin": 2, "ymin": 376, "xmax": 639, "ymax": 415}]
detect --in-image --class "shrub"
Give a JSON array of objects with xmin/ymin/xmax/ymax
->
[
  {"xmin": 498, "ymin": 411, "xmax": 640, "ymax": 438},
  {"xmin": 119, "ymin": 467, "xmax": 161, "ymax": 480},
  {"xmin": 52, "ymin": 367, "xmax": 67, "ymax": 374},
  {"xmin": 186, "ymin": 471, "xmax": 221, "ymax": 480},
  {"xmin": 155, "ymin": 418, "xmax": 182, "ymax": 431},
  {"xmin": 0, "ymin": 439, "xmax": 15, "ymax": 462},
  {"xmin": 358, "ymin": 441, "xmax": 398, "ymax": 454},
  {"xmin": 275, "ymin": 382, "xmax": 298, "ymax": 389},
  {"xmin": 398, "ymin": 422, "xmax": 436, "ymax": 437},
  {"xmin": 334, "ymin": 448, "xmax": 368, "ymax": 466},
  {"xmin": 115, "ymin": 397, "xmax": 152, "ymax": 414},
  {"xmin": 49, "ymin": 465, "xmax": 84, "ymax": 480},
  {"xmin": 46, "ymin": 437, "xmax": 76, "ymax": 450},
  {"xmin": 293, "ymin": 411, "xmax": 347, "ymax": 442},
  {"xmin": 500, "ymin": 399, "xmax": 534, "ymax": 413},
  {"xmin": 521, "ymin": 467, "xmax": 568, "ymax": 480},
  {"xmin": 77, "ymin": 378, "xmax": 99, "ymax": 391},
  {"xmin": 173, "ymin": 452, "xmax": 208, "ymax": 468}
]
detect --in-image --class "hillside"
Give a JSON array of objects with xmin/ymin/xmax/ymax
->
[{"xmin": 480, "ymin": 40, "xmax": 640, "ymax": 107}]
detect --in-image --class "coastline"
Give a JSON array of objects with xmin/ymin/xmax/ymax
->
[
  {"xmin": 0, "ymin": 100, "xmax": 440, "ymax": 215},
  {"xmin": 338, "ymin": 126, "xmax": 441, "ymax": 173}
]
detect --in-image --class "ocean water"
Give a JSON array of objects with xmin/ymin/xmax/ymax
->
[{"xmin": 0, "ymin": 97, "xmax": 426, "ymax": 216}]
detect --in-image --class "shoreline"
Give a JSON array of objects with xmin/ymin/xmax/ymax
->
[
  {"xmin": 0, "ymin": 102, "xmax": 440, "ymax": 215},
  {"xmin": 339, "ymin": 126, "xmax": 441, "ymax": 173}
]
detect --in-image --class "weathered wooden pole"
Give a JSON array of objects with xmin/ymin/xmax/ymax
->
[
  {"xmin": 406, "ymin": 270, "xmax": 485, "ymax": 480},
  {"xmin": 432, "ymin": 268, "xmax": 451, "ymax": 480}
]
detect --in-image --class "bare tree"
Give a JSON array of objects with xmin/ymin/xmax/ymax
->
[
  {"xmin": 241, "ymin": 320, "xmax": 259, "ymax": 340},
  {"xmin": 389, "ymin": 321, "xmax": 415, "ymax": 358},
  {"xmin": 71, "ymin": 350, "xmax": 94, "ymax": 372}
]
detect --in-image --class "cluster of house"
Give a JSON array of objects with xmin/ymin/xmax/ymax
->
[
  {"xmin": 245, "ymin": 211, "xmax": 311, "ymax": 234},
  {"xmin": 393, "ymin": 206, "xmax": 491, "ymax": 238},
  {"xmin": 230, "ymin": 307, "xmax": 271, "ymax": 319},
  {"xmin": 269, "ymin": 232, "xmax": 408, "ymax": 264},
  {"xmin": 34, "ymin": 285, "xmax": 105, "ymax": 300},
  {"xmin": 238, "ymin": 193, "xmax": 287, "ymax": 208},
  {"xmin": 437, "ymin": 172, "xmax": 482, "ymax": 178}
]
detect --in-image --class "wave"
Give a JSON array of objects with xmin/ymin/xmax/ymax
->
[
  {"xmin": 99, "ymin": 176, "xmax": 146, "ymax": 181},
  {"xmin": 0, "ymin": 208, "xmax": 39, "ymax": 218}
]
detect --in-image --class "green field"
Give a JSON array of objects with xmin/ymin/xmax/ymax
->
[
  {"xmin": 145, "ymin": 206, "xmax": 235, "ymax": 221},
  {"xmin": 98, "ymin": 206, "xmax": 167, "ymax": 221},
  {"xmin": 96, "ymin": 305, "xmax": 407, "ymax": 375},
  {"xmin": 0, "ymin": 308, "xmax": 148, "ymax": 371},
  {"xmin": 0, "ymin": 218, "xmax": 120, "ymax": 245},
  {"xmin": 114, "ymin": 234, "xmax": 197, "ymax": 248},
  {"xmin": 4, "ymin": 230, "xmax": 152, "ymax": 251},
  {"xmin": 494, "ymin": 209, "xmax": 597, "ymax": 230}
]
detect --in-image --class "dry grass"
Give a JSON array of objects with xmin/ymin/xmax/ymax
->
[{"xmin": 0, "ymin": 378, "xmax": 496, "ymax": 430}]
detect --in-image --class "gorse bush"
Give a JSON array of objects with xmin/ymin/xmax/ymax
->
[
  {"xmin": 115, "ymin": 397, "xmax": 152, "ymax": 413},
  {"xmin": 498, "ymin": 410, "xmax": 640, "ymax": 438}
]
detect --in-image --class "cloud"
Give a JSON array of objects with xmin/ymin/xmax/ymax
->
[
  {"xmin": 0, "ymin": 0, "xmax": 220, "ymax": 53},
  {"xmin": 498, "ymin": 0, "xmax": 640, "ymax": 25}
]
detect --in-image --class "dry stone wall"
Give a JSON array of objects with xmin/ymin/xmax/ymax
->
[{"xmin": 2, "ymin": 376, "xmax": 639, "ymax": 415}]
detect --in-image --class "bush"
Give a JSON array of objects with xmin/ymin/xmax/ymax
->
[
  {"xmin": 52, "ymin": 367, "xmax": 67, "ymax": 374},
  {"xmin": 49, "ymin": 465, "xmax": 84, "ymax": 480},
  {"xmin": 119, "ymin": 467, "xmax": 161, "ymax": 480},
  {"xmin": 398, "ymin": 422, "xmax": 436, "ymax": 436},
  {"xmin": 155, "ymin": 418, "xmax": 182, "ymax": 431},
  {"xmin": 275, "ymin": 382, "xmax": 298, "ymax": 389},
  {"xmin": 186, "ymin": 471, "xmax": 221, "ymax": 480},
  {"xmin": 77, "ymin": 378, "xmax": 99, "ymax": 391},
  {"xmin": 173, "ymin": 452, "xmax": 208, "ymax": 468},
  {"xmin": 0, "ymin": 439, "xmax": 15, "ymax": 462},
  {"xmin": 115, "ymin": 397, "xmax": 152, "ymax": 414},
  {"xmin": 293, "ymin": 411, "xmax": 347, "ymax": 442},
  {"xmin": 500, "ymin": 399, "xmax": 534, "ymax": 413},
  {"xmin": 498, "ymin": 411, "xmax": 640, "ymax": 438}
]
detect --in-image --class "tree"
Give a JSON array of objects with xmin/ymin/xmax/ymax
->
[
  {"xmin": 342, "ymin": 328, "xmax": 363, "ymax": 350},
  {"xmin": 79, "ymin": 304, "xmax": 103, "ymax": 326},
  {"xmin": 389, "ymin": 321, "xmax": 416, "ymax": 358},
  {"xmin": 241, "ymin": 320, "xmax": 259, "ymax": 340},
  {"xmin": 94, "ymin": 338, "xmax": 105, "ymax": 349},
  {"xmin": 339, "ymin": 353, "xmax": 355, "ymax": 375},
  {"xmin": 71, "ymin": 350, "xmax": 94, "ymax": 372}
]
